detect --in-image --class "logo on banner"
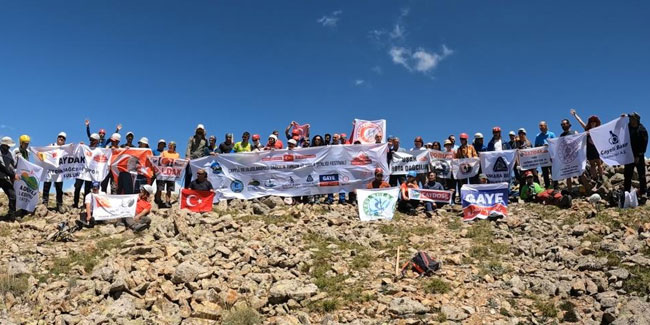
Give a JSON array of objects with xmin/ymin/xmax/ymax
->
[
  {"xmin": 20, "ymin": 172, "xmax": 39, "ymax": 190},
  {"xmin": 363, "ymin": 192, "xmax": 394, "ymax": 217},
  {"xmin": 460, "ymin": 163, "xmax": 473, "ymax": 174},
  {"xmin": 264, "ymin": 179, "xmax": 276, "ymax": 188},
  {"xmin": 319, "ymin": 174, "xmax": 339, "ymax": 186},
  {"xmin": 248, "ymin": 179, "xmax": 261, "ymax": 186},
  {"xmin": 609, "ymin": 130, "xmax": 619, "ymax": 145},
  {"xmin": 351, "ymin": 153, "xmax": 372, "ymax": 165},
  {"xmin": 94, "ymin": 154, "xmax": 109, "ymax": 163},
  {"xmin": 357, "ymin": 122, "xmax": 382, "ymax": 142},
  {"xmin": 559, "ymin": 138, "xmax": 580, "ymax": 164},
  {"xmin": 210, "ymin": 161, "xmax": 223, "ymax": 174},
  {"xmin": 306, "ymin": 175, "xmax": 313, "ymax": 182},
  {"xmin": 230, "ymin": 180, "xmax": 244, "ymax": 192},
  {"xmin": 493, "ymin": 157, "xmax": 508, "ymax": 172}
]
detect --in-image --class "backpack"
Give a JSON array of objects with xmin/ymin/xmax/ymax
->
[{"xmin": 400, "ymin": 251, "xmax": 441, "ymax": 277}]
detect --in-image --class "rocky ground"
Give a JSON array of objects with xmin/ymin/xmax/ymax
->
[{"xmin": 0, "ymin": 167, "xmax": 649, "ymax": 324}]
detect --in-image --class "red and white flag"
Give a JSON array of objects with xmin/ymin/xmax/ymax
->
[
  {"xmin": 180, "ymin": 189, "xmax": 214, "ymax": 212},
  {"xmin": 291, "ymin": 122, "xmax": 310, "ymax": 140}
]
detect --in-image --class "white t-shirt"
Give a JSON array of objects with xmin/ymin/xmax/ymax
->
[
  {"xmin": 493, "ymin": 139, "xmax": 503, "ymax": 151},
  {"xmin": 85, "ymin": 191, "xmax": 106, "ymax": 210}
]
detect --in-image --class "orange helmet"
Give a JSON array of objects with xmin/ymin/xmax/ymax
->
[{"xmin": 459, "ymin": 133, "xmax": 469, "ymax": 139}]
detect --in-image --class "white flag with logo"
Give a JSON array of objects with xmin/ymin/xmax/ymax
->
[
  {"xmin": 13, "ymin": 158, "xmax": 43, "ymax": 212},
  {"xmin": 429, "ymin": 150, "xmax": 454, "ymax": 179},
  {"xmin": 356, "ymin": 187, "xmax": 399, "ymax": 221},
  {"xmin": 480, "ymin": 150, "xmax": 517, "ymax": 183},
  {"xmin": 351, "ymin": 119, "xmax": 386, "ymax": 144},
  {"xmin": 31, "ymin": 144, "xmax": 86, "ymax": 182},
  {"xmin": 149, "ymin": 156, "xmax": 189, "ymax": 181},
  {"xmin": 78, "ymin": 146, "xmax": 113, "ymax": 182},
  {"xmin": 589, "ymin": 116, "xmax": 634, "ymax": 166},
  {"xmin": 91, "ymin": 194, "xmax": 138, "ymax": 220},
  {"xmin": 451, "ymin": 158, "xmax": 481, "ymax": 179},
  {"xmin": 548, "ymin": 133, "xmax": 587, "ymax": 180}
]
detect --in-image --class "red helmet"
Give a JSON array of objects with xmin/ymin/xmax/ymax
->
[
  {"xmin": 492, "ymin": 126, "xmax": 501, "ymax": 132},
  {"xmin": 252, "ymin": 134, "xmax": 260, "ymax": 141},
  {"xmin": 374, "ymin": 167, "xmax": 383, "ymax": 175},
  {"xmin": 292, "ymin": 129, "xmax": 300, "ymax": 135},
  {"xmin": 524, "ymin": 170, "xmax": 533, "ymax": 177},
  {"xmin": 341, "ymin": 133, "xmax": 347, "ymax": 138},
  {"xmin": 459, "ymin": 133, "xmax": 469, "ymax": 139},
  {"xmin": 98, "ymin": 128, "xmax": 106, "ymax": 135}
]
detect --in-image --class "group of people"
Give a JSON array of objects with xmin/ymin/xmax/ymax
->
[{"xmin": 0, "ymin": 111, "xmax": 647, "ymax": 223}]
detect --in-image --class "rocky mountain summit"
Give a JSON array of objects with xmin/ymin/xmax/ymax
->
[{"xmin": 1, "ymin": 192, "xmax": 649, "ymax": 324}]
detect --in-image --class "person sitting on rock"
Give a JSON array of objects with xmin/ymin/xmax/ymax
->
[
  {"xmin": 521, "ymin": 171, "xmax": 572, "ymax": 208},
  {"xmin": 79, "ymin": 181, "xmax": 104, "ymax": 228},
  {"xmin": 366, "ymin": 168, "xmax": 390, "ymax": 189},
  {"xmin": 520, "ymin": 171, "xmax": 545, "ymax": 202},
  {"xmin": 122, "ymin": 185, "xmax": 153, "ymax": 232},
  {"xmin": 398, "ymin": 171, "xmax": 420, "ymax": 216}
]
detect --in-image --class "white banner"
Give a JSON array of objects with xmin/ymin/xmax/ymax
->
[
  {"xmin": 91, "ymin": 194, "xmax": 138, "ymax": 220},
  {"xmin": 429, "ymin": 150, "xmax": 454, "ymax": 179},
  {"xmin": 31, "ymin": 144, "xmax": 86, "ymax": 182},
  {"xmin": 517, "ymin": 147, "xmax": 552, "ymax": 170},
  {"xmin": 149, "ymin": 156, "xmax": 189, "ymax": 181},
  {"xmin": 190, "ymin": 143, "xmax": 390, "ymax": 200},
  {"xmin": 78, "ymin": 146, "xmax": 113, "ymax": 182},
  {"xmin": 408, "ymin": 188, "xmax": 453, "ymax": 204},
  {"xmin": 390, "ymin": 150, "xmax": 430, "ymax": 175},
  {"xmin": 480, "ymin": 150, "xmax": 517, "ymax": 183},
  {"xmin": 548, "ymin": 133, "xmax": 587, "ymax": 180},
  {"xmin": 13, "ymin": 158, "xmax": 43, "ymax": 212},
  {"xmin": 351, "ymin": 119, "xmax": 386, "ymax": 144},
  {"xmin": 357, "ymin": 187, "xmax": 399, "ymax": 221},
  {"xmin": 589, "ymin": 116, "xmax": 634, "ymax": 166},
  {"xmin": 451, "ymin": 158, "xmax": 481, "ymax": 180}
]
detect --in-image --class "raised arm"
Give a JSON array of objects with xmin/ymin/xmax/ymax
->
[
  {"xmin": 284, "ymin": 121, "xmax": 294, "ymax": 139},
  {"xmin": 115, "ymin": 123, "xmax": 122, "ymax": 134},
  {"xmin": 85, "ymin": 120, "xmax": 91, "ymax": 138},
  {"xmin": 570, "ymin": 109, "xmax": 588, "ymax": 130}
]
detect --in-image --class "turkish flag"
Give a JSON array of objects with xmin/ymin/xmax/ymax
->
[{"xmin": 180, "ymin": 189, "xmax": 214, "ymax": 212}]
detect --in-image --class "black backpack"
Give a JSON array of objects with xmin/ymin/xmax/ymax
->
[{"xmin": 400, "ymin": 251, "xmax": 441, "ymax": 277}]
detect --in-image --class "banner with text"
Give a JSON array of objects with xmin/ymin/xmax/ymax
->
[
  {"xmin": 517, "ymin": 146, "xmax": 552, "ymax": 170},
  {"xmin": 149, "ymin": 156, "xmax": 189, "ymax": 181},
  {"xmin": 480, "ymin": 150, "xmax": 517, "ymax": 183},
  {"xmin": 548, "ymin": 133, "xmax": 587, "ymax": 180},
  {"xmin": 408, "ymin": 188, "xmax": 453, "ymax": 204},
  {"xmin": 461, "ymin": 183, "xmax": 509, "ymax": 221},
  {"xmin": 429, "ymin": 150, "xmax": 454, "ymax": 179},
  {"xmin": 589, "ymin": 116, "xmax": 634, "ymax": 166},
  {"xmin": 78, "ymin": 146, "xmax": 113, "ymax": 182},
  {"xmin": 390, "ymin": 150, "xmax": 430, "ymax": 175},
  {"xmin": 357, "ymin": 187, "xmax": 399, "ymax": 221},
  {"xmin": 31, "ymin": 144, "xmax": 85, "ymax": 182},
  {"xmin": 452, "ymin": 157, "xmax": 481, "ymax": 180},
  {"xmin": 14, "ymin": 158, "xmax": 43, "ymax": 212},
  {"xmin": 190, "ymin": 143, "xmax": 389, "ymax": 200},
  {"xmin": 91, "ymin": 194, "xmax": 138, "ymax": 220},
  {"xmin": 351, "ymin": 119, "xmax": 386, "ymax": 144}
]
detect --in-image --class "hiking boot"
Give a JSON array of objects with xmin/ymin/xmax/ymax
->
[{"xmin": 132, "ymin": 223, "xmax": 149, "ymax": 233}]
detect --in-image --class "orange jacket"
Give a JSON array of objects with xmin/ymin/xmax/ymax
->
[{"xmin": 455, "ymin": 144, "xmax": 478, "ymax": 158}]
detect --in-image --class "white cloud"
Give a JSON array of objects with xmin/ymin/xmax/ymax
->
[
  {"xmin": 371, "ymin": 66, "xmax": 383, "ymax": 74},
  {"xmin": 317, "ymin": 10, "xmax": 342, "ymax": 28},
  {"xmin": 354, "ymin": 79, "xmax": 365, "ymax": 86},
  {"xmin": 389, "ymin": 45, "xmax": 453, "ymax": 74},
  {"xmin": 389, "ymin": 24, "xmax": 405, "ymax": 40}
]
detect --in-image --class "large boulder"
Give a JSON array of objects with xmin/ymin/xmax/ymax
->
[{"xmin": 269, "ymin": 280, "xmax": 318, "ymax": 303}]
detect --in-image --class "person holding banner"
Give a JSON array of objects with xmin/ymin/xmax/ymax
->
[
  {"xmin": 570, "ymin": 109, "xmax": 605, "ymax": 182},
  {"xmin": 155, "ymin": 142, "xmax": 180, "ymax": 208},
  {"xmin": 455, "ymin": 133, "xmax": 479, "ymax": 185},
  {"xmin": 42, "ymin": 132, "xmax": 67, "ymax": 212},
  {"xmin": 155, "ymin": 139, "xmax": 166, "ymax": 156},
  {"xmin": 121, "ymin": 185, "xmax": 153, "ymax": 233},
  {"xmin": 251, "ymin": 134, "xmax": 264, "ymax": 152},
  {"xmin": 13, "ymin": 135, "xmax": 31, "ymax": 161},
  {"xmin": 219, "ymin": 133, "xmax": 235, "ymax": 153},
  {"xmin": 534, "ymin": 121, "xmax": 557, "ymax": 189},
  {"xmin": 85, "ymin": 120, "xmax": 121, "ymax": 148},
  {"xmin": 422, "ymin": 171, "xmax": 445, "ymax": 216},
  {"xmin": 624, "ymin": 113, "xmax": 648, "ymax": 201},
  {"xmin": 80, "ymin": 181, "xmax": 104, "ymax": 227},
  {"xmin": 73, "ymin": 134, "xmax": 100, "ymax": 208},
  {"xmin": 0, "ymin": 137, "xmax": 17, "ymax": 220},
  {"xmin": 234, "ymin": 132, "xmax": 252, "ymax": 153},
  {"xmin": 487, "ymin": 127, "xmax": 511, "ymax": 151},
  {"xmin": 366, "ymin": 168, "xmax": 390, "ymax": 189},
  {"xmin": 398, "ymin": 171, "xmax": 420, "ymax": 215}
]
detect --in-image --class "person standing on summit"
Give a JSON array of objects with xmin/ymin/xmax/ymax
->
[
  {"xmin": 184, "ymin": 124, "xmax": 208, "ymax": 188},
  {"xmin": 623, "ymin": 112, "xmax": 648, "ymax": 203},
  {"xmin": 43, "ymin": 132, "xmax": 67, "ymax": 212},
  {"xmin": 535, "ymin": 121, "xmax": 556, "ymax": 189},
  {"xmin": 85, "ymin": 120, "xmax": 121, "ymax": 148}
]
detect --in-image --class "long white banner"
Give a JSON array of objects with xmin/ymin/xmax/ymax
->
[
  {"xmin": 589, "ymin": 116, "xmax": 634, "ymax": 166},
  {"xmin": 190, "ymin": 143, "xmax": 390, "ymax": 199},
  {"xmin": 91, "ymin": 194, "xmax": 138, "ymax": 220},
  {"xmin": 14, "ymin": 158, "xmax": 43, "ymax": 212},
  {"xmin": 548, "ymin": 132, "xmax": 587, "ymax": 180},
  {"xmin": 31, "ymin": 144, "xmax": 111, "ymax": 182},
  {"xmin": 517, "ymin": 147, "xmax": 552, "ymax": 170},
  {"xmin": 390, "ymin": 150, "xmax": 430, "ymax": 175},
  {"xmin": 480, "ymin": 150, "xmax": 517, "ymax": 183}
]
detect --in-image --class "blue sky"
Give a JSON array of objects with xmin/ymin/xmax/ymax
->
[{"xmin": 1, "ymin": 0, "xmax": 649, "ymax": 150}]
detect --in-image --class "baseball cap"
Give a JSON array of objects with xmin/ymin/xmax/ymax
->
[
  {"xmin": 138, "ymin": 137, "xmax": 149, "ymax": 145},
  {"xmin": 444, "ymin": 139, "xmax": 452, "ymax": 146},
  {"xmin": 474, "ymin": 133, "xmax": 483, "ymax": 139},
  {"xmin": 196, "ymin": 124, "xmax": 205, "ymax": 130},
  {"xmin": 518, "ymin": 128, "xmax": 527, "ymax": 134},
  {"xmin": 58, "ymin": 132, "xmax": 67, "ymax": 139},
  {"xmin": 509, "ymin": 131, "xmax": 516, "ymax": 136},
  {"xmin": 158, "ymin": 139, "xmax": 166, "ymax": 144},
  {"xmin": 141, "ymin": 184, "xmax": 154, "ymax": 194},
  {"xmin": 407, "ymin": 171, "xmax": 417, "ymax": 178},
  {"xmin": 91, "ymin": 181, "xmax": 101, "ymax": 188}
]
